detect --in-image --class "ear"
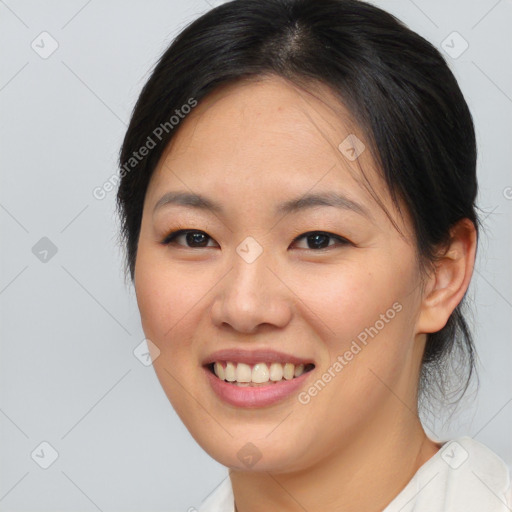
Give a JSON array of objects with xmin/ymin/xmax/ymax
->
[{"xmin": 416, "ymin": 218, "xmax": 477, "ymax": 334}]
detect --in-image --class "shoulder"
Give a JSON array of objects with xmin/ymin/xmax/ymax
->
[
  {"xmin": 196, "ymin": 474, "xmax": 234, "ymax": 512},
  {"xmin": 443, "ymin": 437, "xmax": 512, "ymax": 510},
  {"xmin": 192, "ymin": 439, "xmax": 511, "ymax": 512},
  {"xmin": 384, "ymin": 436, "xmax": 512, "ymax": 512}
]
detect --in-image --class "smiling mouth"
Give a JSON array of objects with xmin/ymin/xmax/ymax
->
[{"xmin": 207, "ymin": 361, "xmax": 315, "ymax": 386}]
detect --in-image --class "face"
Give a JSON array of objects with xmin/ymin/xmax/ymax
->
[{"xmin": 134, "ymin": 75, "xmax": 428, "ymax": 473}]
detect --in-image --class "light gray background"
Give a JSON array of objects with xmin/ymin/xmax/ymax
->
[{"xmin": 0, "ymin": 0, "xmax": 511, "ymax": 510}]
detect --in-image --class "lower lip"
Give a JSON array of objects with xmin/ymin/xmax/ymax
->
[{"xmin": 204, "ymin": 366, "xmax": 314, "ymax": 408}]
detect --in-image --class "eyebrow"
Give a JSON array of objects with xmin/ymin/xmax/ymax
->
[{"xmin": 153, "ymin": 190, "xmax": 372, "ymax": 219}]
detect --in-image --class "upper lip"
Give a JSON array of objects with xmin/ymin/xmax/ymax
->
[{"xmin": 202, "ymin": 348, "xmax": 315, "ymax": 367}]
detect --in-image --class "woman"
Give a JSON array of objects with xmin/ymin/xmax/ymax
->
[{"xmin": 116, "ymin": 0, "xmax": 512, "ymax": 510}]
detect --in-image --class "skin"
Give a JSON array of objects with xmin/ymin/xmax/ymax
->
[{"xmin": 134, "ymin": 75, "xmax": 477, "ymax": 511}]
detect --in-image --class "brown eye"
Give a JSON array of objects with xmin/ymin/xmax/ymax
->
[
  {"xmin": 162, "ymin": 230, "xmax": 218, "ymax": 248},
  {"xmin": 291, "ymin": 231, "xmax": 351, "ymax": 250},
  {"xmin": 161, "ymin": 229, "xmax": 351, "ymax": 251}
]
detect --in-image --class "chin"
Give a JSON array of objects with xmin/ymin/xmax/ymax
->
[{"xmin": 191, "ymin": 431, "xmax": 315, "ymax": 474}]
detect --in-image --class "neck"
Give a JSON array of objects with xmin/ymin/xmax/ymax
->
[{"xmin": 230, "ymin": 405, "xmax": 441, "ymax": 512}]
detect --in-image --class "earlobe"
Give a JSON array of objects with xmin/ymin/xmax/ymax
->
[{"xmin": 417, "ymin": 219, "xmax": 477, "ymax": 334}]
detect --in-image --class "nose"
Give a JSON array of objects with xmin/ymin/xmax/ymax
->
[{"xmin": 210, "ymin": 247, "xmax": 293, "ymax": 334}]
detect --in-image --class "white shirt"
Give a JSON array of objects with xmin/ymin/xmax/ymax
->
[{"xmin": 197, "ymin": 437, "xmax": 512, "ymax": 512}]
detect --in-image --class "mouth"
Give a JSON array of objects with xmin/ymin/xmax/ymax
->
[
  {"xmin": 206, "ymin": 361, "xmax": 316, "ymax": 387},
  {"xmin": 202, "ymin": 348, "xmax": 317, "ymax": 407}
]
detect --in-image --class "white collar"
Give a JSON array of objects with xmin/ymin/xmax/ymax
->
[{"xmin": 197, "ymin": 437, "xmax": 511, "ymax": 512}]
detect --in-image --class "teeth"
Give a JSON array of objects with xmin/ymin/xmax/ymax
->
[
  {"xmin": 252, "ymin": 363, "xmax": 270, "ymax": 383},
  {"xmin": 235, "ymin": 363, "xmax": 252, "ymax": 383},
  {"xmin": 225, "ymin": 362, "xmax": 236, "ymax": 382},
  {"xmin": 283, "ymin": 363, "xmax": 295, "ymax": 380},
  {"xmin": 213, "ymin": 362, "xmax": 225, "ymax": 381},
  {"xmin": 212, "ymin": 361, "xmax": 311, "ymax": 384},
  {"xmin": 269, "ymin": 362, "xmax": 283, "ymax": 381}
]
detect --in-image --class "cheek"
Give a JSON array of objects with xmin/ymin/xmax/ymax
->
[
  {"xmin": 293, "ymin": 257, "xmax": 421, "ymax": 405},
  {"xmin": 293, "ymin": 258, "xmax": 416, "ymax": 344},
  {"xmin": 134, "ymin": 246, "xmax": 205, "ymax": 340},
  {"xmin": 134, "ymin": 251, "xmax": 208, "ymax": 419}
]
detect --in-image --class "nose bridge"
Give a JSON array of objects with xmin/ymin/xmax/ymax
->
[
  {"xmin": 211, "ymin": 235, "xmax": 291, "ymax": 332},
  {"xmin": 233, "ymin": 236, "xmax": 270, "ymax": 295},
  {"xmin": 229, "ymin": 236, "xmax": 274, "ymax": 309}
]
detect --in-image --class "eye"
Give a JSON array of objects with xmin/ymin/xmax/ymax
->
[
  {"xmin": 290, "ymin": 231, "xmax": 352, "ymax": 250},
  {"xmin": 161, "ymin": 229, "xmax": 218, "ymax": 248},
  {"xmin": 161, "ymin": 229, "xmax": 351, "ymax": 250}
]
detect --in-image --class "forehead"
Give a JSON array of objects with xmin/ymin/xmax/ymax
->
[
  {"xmin": 146, "ymin": 74, "xmax": 408, "ymax": 232},
  {"xmin": 156, "ymin": 78, "xmax": 361, "ymax": 179},
  {"xmin": 164, "ymin": 75, "xmax": 363, "ymax": 165}
]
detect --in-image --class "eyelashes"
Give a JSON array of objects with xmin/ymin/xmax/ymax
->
[
  {"xmin": 160, "ymin": 229, "xmax": 353, "ymax": 251},
  {"xmin": 162, "ymin": 229, "xmax": 216, "ymax": 248}
]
